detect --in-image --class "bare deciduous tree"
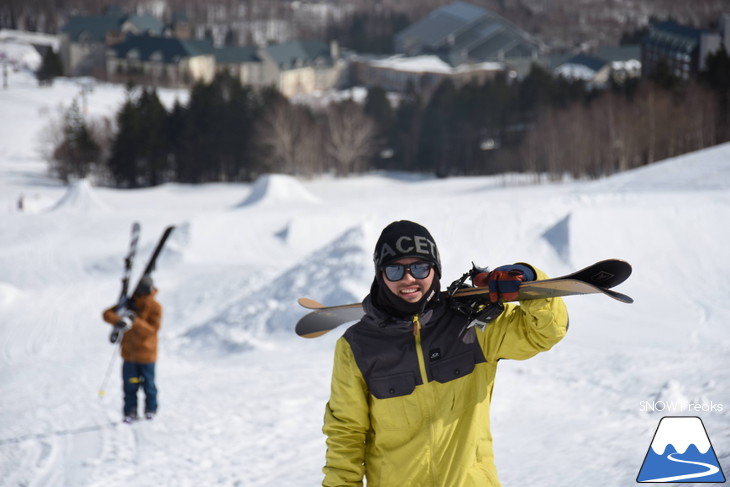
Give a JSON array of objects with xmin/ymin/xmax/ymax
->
[
  {"xmin": 324, "ymin": 100, "xmax": 378, "ymax": 176},
  {"xmin": 520, "ymin": 78, "xmax": 726, "ymax": 181},
  {"xmin": 255, "ymin": 101, "xmax": 303, "ymax": 174},
  {"xmin": 254, "ymin": 100, "xmax": 324, "ymax": 176}
]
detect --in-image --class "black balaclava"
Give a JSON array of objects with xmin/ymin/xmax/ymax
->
[{"xmin": 371, "ymin": 220, "xmax": 441, "ymax": 319}]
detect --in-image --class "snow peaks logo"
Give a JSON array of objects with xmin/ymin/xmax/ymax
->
[{"xmin": 637, "ymin": 416, "xmax": 726, "ymax": 483}]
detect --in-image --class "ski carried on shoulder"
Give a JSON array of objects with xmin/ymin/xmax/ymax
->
[
  {"xmin": 452, "ymin": 258, "xmax": 633, "ymax": 303},
  {"xmin": 114, "ymin": 222, "xmax": 141, "ymax": 313},
  {"xmin": 109, "ymin": 224, "xmax": 175, "ymax": 343},
  {"xmin": 130, "ymin": 225, "xmax": 175, "ymax": 297},
  {"xmin": 295, "ymin": 259, "xmax": 632, "ymax": 338},
  {"xmin": 296, "ymin": 299, "xmax": 365, "ymax": 338}
]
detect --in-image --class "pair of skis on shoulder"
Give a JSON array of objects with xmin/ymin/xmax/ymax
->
[
  {"xmin": 295, "ymin": 259, "xmax": 633, "ymax": 338},
  {"xmin": 109, "ymin": 223, "xmax": 175, "ymax": 343}
]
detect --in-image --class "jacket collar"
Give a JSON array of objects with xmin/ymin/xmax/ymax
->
[{"xmin": 360, "ymin": 293, "xmax": 443, "ymax": 333}]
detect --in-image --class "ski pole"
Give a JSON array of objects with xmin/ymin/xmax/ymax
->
[{"xmin": 98, "ymin": 344, "xmax": 119, "ymax": 398}]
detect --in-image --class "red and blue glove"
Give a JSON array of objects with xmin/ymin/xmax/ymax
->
[{"xmin": 473, "ymin": 264, "xmax": 536, "ymax": 303}]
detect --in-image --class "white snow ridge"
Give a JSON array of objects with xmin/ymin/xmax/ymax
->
[
  {"xmin": 179, "ymin": 224, "xmax": 372, "ymax": 353},
  {"xmin": 236, "ymin": 173, "xmax": 320, "ymax": 207},
  {"xmin": 49, "ymin": 178, "xmax": 110, "ymax": 212}
]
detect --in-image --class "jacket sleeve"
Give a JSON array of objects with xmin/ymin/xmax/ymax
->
[
  {"xmin": 134, "ymin": 300, "xmax": 162, "ymax": 336},
  {"xmin": 102, "ymin": 306, "xmax": 119, "ymax": 325},
  {"xmin": 479, "ymin": 266, "xmax": 568, "ymax": 362},
  {"xmin": 322, "ymin": 337, "xmax": 370, "ymax": 487}
]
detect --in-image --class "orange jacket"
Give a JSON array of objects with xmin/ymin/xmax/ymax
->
[{"xmin": 103, "ymin": 290, "xmax": 162, "ymax": 363}]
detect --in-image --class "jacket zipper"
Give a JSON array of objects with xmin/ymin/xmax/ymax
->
[
  {"xmin": 413, "ymin": 314, "xmax": 435, "ymax": 484},
  {"xmin": 413, "ymin": 315, "xmax": 428, "ymax": 383}
]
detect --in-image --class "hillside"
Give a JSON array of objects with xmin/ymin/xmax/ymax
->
[{"xmin": 0, "ymin": 62, "xmax": 728, "ymax": 487}]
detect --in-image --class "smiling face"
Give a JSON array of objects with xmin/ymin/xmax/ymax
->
[{"xmin": 381, "ymin": 257, "xmax": 435, "ymax": 303}]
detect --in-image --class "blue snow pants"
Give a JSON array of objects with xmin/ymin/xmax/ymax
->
[{"xmin": 122, "ymin": 361, "xmax": 157, "ymax": 416}]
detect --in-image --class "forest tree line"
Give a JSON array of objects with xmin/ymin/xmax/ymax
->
[{"xmin": 46, "ymin": 47, "xmax": 730, "ymax": 187}]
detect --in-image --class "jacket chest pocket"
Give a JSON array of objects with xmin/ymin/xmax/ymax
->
[
  {"xmin": 431, "ymin": 351, "xmax": 476, "ymax": 384},
  {"xmin": 368, "ymin": 372, "xmax": 422, "ymax": 431}
]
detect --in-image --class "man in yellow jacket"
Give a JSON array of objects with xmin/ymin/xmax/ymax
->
[
  {"xmin": 322, "ymin": 220, "xmax": 568, "ymax": 486},
  {"xmin": 103, "ymin": 275, "xmax": 162, "ymax": 423}
]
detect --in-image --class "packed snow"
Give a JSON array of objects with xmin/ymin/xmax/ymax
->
[{"xmin": 1, "ymin": 68, "xmax": 729, "ymax": 487}]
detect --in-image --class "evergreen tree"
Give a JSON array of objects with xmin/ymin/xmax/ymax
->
[
  {"xmin": 214, "ymin": 72, "xmax": 260, "ymax": 181},
  {"xmin": 701, "ymin": 46, "xmax": 730, "ymax": 140},
  {"xmin": 167, "ymin": 101, "xmax": 188, "ymax": 183},
  {"xmin": 107, "ymin": 85, "xmax": 171, "ymax": 187},
  {"xmin": 393, "ymin": 82, "xmax": 423, "ymax": 172},
  {"xmin": 364, "ymin": 86, "xmax": 396, "ymax": 168},
  {"xmin": 418, "ymin": 80, "xmax": 457, "ymax": 176},
  {"xmin": 518, "ymin": 63, "xmax": 556, "ymax": 114},
  {"xmin": 108, "ymin": 98, "xmax": 143, "ymax": 187},
  {"xmin": 703, "ymin": 46, "xmax": 730, "ymax": 95},
  {"xmin": 181, "ymin": 80, "xmax": 222, "ymax": 182},
  {"xmin": 648, "ymin": 58, "xmax": 681, "ymax": 91},
  {"xmin": 36, "ymin": 48, "xmax": 63, "ymax": 86},
  {"xmin": 137, "ymin": 88, "xmax": 169, "ymax": 186},
  {"xmin": 180, "ymin": 72, "xmax": 261, "ymax": 182},
  {"xmin": 328, "ymin": 10, "xmax": 410, "ymax": 54},
  {"xmin": 619, "ymin": 26, "xmax": 649, "ymax": 45},
  {"xmin": 51, "ymin": 100, "xmax": 101, "ymax": 181},
  {"xmin": 452, "ymin": 82, "xmax": 495, "ymax": 174}
]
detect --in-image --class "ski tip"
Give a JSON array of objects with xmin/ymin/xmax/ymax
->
[
  {"xmin": 600, "ymin": 258, "xmax": 632, "ymax": 273},
  {"xmin": 603, "ymin": 288, "xmax": 634, "ymax": 303},
  {"xmin": 298, "ymin": 329, "xmax": 331, "ymax": 338},
  {"xmin": 298, "ymin": 297, "xmax": 324, "ymax": 309}
]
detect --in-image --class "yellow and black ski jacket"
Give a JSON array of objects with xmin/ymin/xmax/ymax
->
[{"xmin": 322, "ymin": 266, "xmax": 568, "ymax": 487}]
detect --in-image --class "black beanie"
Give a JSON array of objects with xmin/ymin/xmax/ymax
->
[
  {"xmin": 373, "ymin": 220, "xmax": 441, "ymax": 277},
  {"xmin": 136, "ymin": 275, "xmax": 154, "ymax": 296}
]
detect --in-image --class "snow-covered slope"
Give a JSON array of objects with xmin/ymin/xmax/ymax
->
[{"xmin": 1, "ymin": 68, "xmax": 728, "ymax": 487}]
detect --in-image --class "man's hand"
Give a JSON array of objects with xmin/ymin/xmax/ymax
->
[
  {"xmin": 109, "ymin": 310, "xmax": 134, "ymax": 343},
  {"xmin": 117, "ymin": 310, "xmax": 135, "ymax": 331},
  {"xmin": 473, "ymin": 264, "xmax": 536, "ymax": 303}
]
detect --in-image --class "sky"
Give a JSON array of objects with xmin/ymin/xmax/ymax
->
[{"xmin": 0, "ymin": 57, "xmax": 729, "ymax": 486}]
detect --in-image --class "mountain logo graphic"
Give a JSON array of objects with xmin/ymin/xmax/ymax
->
[{"xmin": 637, "ymin": 416, "xmax": 726, "ymax": 483}]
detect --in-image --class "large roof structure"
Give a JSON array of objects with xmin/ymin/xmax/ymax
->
[
  {"xmin": 110, "ymin": 35, "xmax": 214, "ymax": 63},
  {"xmin": 265, "ymin": 40, "xmax": 334, "ymax": 70},
  {"xmin": 395, "ymin": 1, "xmax": 538, "ymax": 66},
  {"xmin": 61, "ymin": 9, "xmax": 164, "ymax": 42},
  {"xmin": 643, "ymin": 21, "xmax": 703, "ymax": 54}
]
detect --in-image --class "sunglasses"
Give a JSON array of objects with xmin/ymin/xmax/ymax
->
[{"xmin": 382, "ymin": 262, "xmax": 434, "ymax": 282}]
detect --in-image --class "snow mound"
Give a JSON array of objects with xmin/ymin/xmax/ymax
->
[
  {"xmin": 583, "ymin": 142, "xmax": 730, "ymax": 193},
  {"xmin": 48, "ymin": 179, "xmax": 110, "ymax": 212},
  {"xmin": 236, "ymin": 174, "xmax": 319, "ymax": 207},
  {"xmin": 541, "ymin": 214, "xmax": 571, "ymax": 264},
  {"xmin": 179, "ymin": 224, "xmax": 373, "ymax": 353},
  {"xmin": 275, "ymin": 215, "xmax": 355, "ymax": 256},
  {"xmin": 0, "ymin": 39, "xmax": 42, "ymax": 71}
]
